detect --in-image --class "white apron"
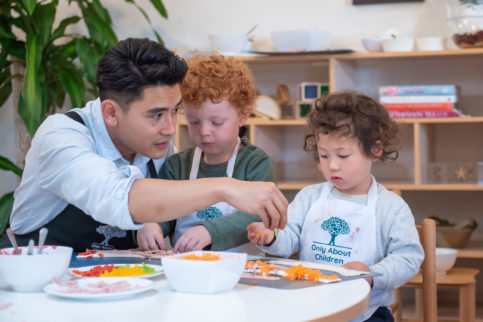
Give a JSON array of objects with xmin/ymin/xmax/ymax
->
[
  {"xmin": 299, "ymin": 176, "xmax": 383, "ymax": 321},
  {"xmin": 173, "ymin": 138, "xmax": 262, "ymax": 255}
]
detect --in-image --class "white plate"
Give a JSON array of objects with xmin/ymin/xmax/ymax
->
[
  {"xmin": 69, "ymin": 264, "xmax": 164, "ymax": 279},
  {"xmin": 44, "ymin": 277, "xmax": 154, "ymax": 300}
]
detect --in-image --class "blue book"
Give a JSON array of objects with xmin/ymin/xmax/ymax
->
[{"xmin": 379, "ymin": 85, "xmax": 458, "ymax": 96}]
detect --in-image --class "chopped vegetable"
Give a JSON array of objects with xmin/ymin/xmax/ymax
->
[{"xmin": 183, "ymin": 253, "xmax": 220, "ymax": 261}]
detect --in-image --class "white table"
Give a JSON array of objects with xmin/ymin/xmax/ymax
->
[{"xmin": 0, "ymin": 276, "xmax": 370, "ymax": 322}]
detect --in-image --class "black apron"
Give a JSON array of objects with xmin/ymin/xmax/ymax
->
[{"xmin": 0, "ymin": 111, "xmax": 157, "ymax": 252}]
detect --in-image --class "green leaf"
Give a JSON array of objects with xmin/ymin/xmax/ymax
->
[
  {"xmin": 18, "ymin": 34, "xmax": 45, "ymax": 136},
  {"xmin": 153, "ymin": 29, "xmax": 164, "ymax": 46},
  {"xmin": 31, "ymin": 1, "xmax": 56, "ymax": 47},
  {"xmin": 51, "ymin": 16, "xmax": 81, "ymax": 42},
  {"xmin": 80, "ymin": 3, "xmax": 117, "ymax": 47},
  {"xmin": 0, "ymin": 192, "xmax": 14, "ymax": 236},
  {"xmin": 58, "ymin": 63, "xmax": 85, "ymax": 108},
  {"xmin": 0, "ymin": 20, "xmax": 15, "ymax": 39},
  {"xmin": 148, "ymin": 0, "xmax": 168, "ymax": 18},
  {"xmin": 0, "ymin": 156, "xmax": 23, "ymax": 176},
  {"xmin": 21, "ymin": 0, "xmax": 37, "ymax": 15}
]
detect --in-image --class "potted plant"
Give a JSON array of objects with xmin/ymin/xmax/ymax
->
[{"xmin": 0, "ymin": 0, "xmax": 168, "ymax": 234}]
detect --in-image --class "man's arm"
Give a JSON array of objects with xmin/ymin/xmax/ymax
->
[{"xmin": 129, "ymin": 177, "xmax": 287, "ymax": 230}]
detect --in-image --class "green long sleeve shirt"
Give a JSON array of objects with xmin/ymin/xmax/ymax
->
[{"xmin": 158, "ymin": 137, "xmax": 276, "ymax": 250}]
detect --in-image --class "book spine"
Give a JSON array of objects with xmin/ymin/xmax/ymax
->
[
  {"xmin": 380, "ymin": 95, "xmax": 457, "ymax": 104},
  {"xmin": 379, "ymin": 85, "xmax": 457, "ymax": 96},
  {"xmin": 389, "ymin": 110, "xmax": 461, "ymax": 118},
  {"xmin": 382, "ymin": 102, "xmax": 455, "ymax": 111}
]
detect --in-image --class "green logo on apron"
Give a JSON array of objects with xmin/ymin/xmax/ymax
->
[
  {"xmin": 196, "ymin": 206, "xmax": 223, "ymax": 221},
  {"xmin": 321, "ymin": 216, "xmax": 350, "ymax": 246}
]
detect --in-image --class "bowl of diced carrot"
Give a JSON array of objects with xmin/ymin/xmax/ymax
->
[{"xmin": 162, "ymin": 251, "xmax": 247, "ymax": 294}]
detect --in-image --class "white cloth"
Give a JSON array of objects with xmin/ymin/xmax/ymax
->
[{"xmin": 10, "ymin": 98, "xmax": 175, "ymax": 233}]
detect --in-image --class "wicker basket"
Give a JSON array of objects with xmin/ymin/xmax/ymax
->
[{"xmin": 436, "ymin": 226, "xmax": 475, "ymax": 248}]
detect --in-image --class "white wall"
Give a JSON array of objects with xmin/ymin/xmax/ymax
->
[{"xmin": 0, "ymin": 0, "xmax": 458, "ymax": 194}]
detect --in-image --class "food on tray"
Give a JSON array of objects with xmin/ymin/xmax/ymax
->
[
  {"xmin": 183, "ymin": 253, "xmax": 220, "ymax": 261},
  {"xmin": 76, "ymin": 248, "xmax": 174, "ymax": 259},
  {"xmin": 71, "ymin": 263, "xmax": 159, "ymax": 277},
  {"xmin": 244, "ymin": 260, "xmax": 340, "ymax": 283}
]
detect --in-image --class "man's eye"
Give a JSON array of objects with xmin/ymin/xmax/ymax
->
[
  {"xmin": 153, "ymin": 113, "xmax": 162, "ymax": 120},
  {"xmin": 173, "ymin": 107, "xmax": 180, "ymax": 115}
]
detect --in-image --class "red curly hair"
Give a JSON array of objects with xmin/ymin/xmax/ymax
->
[{"xmin": 180, "ymin": 53, "xmax": 257, "ymax": 116}]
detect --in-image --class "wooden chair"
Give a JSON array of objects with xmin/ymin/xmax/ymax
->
[
  {"xmin": 392, "ymin": 218, "xmax": 437, "ymax": 322},
  {"xmin": 394, "ymin": 218, "xmax": 480, "ymax": 322}
]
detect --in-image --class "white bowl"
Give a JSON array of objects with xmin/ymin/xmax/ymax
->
[
  {"xmin": 162, "ymin": 251, "xmax": 246, "ymax": 294},
  {"xmin": 0, "ymin": 245, "xmax": 73, "ymax": 292},
  {"xmin": 416, "ymin": 37, "xmax": 444, "ymax": 51},
  {"xmin": 362, "ymin": 38, "xmax": 388, "ymax": 52},
  {"xmin": 435, "ymin": 247, "xmax": 457, "ymax": 276},
  {"xmin": 209, "ymin": 33, "xmax": 249, "ymax": 53},
  {"xmin": 271, "ymin": 30, "xmax": 331, "ymax": 52},
  {"xmin": 382, "ymin": 38, "xmax": 415, "ymax": 52}
]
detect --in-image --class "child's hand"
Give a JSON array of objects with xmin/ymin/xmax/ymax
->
[
  {"xmin": 173, "ymin": 225, "xmax": 212, "ymax": 253},
  {"xmin": 247, "ymin": 222, "xmax": 275, "ymax": 246},
  {"xmin": 343, "ymin": 261, "xmax": 373, "ymax": 287},
  {"xmin": 136, "ymin": 223, "xmax": 166, "ymax": 251}
]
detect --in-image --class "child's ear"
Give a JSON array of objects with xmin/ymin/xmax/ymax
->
[
  {"xmin": 371, "ymin": 140, "xmax": 383, "ymax": 159},
  {"xmin": 238, "ymin": 110, "xmax": 249, "ymax": 126},
  {"xmin": 101, "ymin": 99, "xmax": 122, "ymax": 127}
]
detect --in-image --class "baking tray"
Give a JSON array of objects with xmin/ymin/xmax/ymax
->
[{"xmin": 240, "ymin": 256, "xmax": 381, "ymax": 289}]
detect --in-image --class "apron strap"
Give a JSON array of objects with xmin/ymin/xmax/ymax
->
[
  {"xmin": 65, "ymin": 111, "xmax": 85, "ymax": 125},
  {"xmin": 147, "ymin": 159, "xmax": 157, "ymax": 178}
]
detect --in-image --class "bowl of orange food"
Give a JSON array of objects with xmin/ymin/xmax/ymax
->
[{"xmin": 162, "ymin": 251, "xmax": 247, "ymax": 294}]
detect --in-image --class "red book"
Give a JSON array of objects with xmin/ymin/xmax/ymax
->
[
  {"xmin": 383, "ymin": 102, "xmax": 455, "ymax": 111},
  {"xmin": 389, "ymin": 110, "xmax": 462, "ymax": 118}
]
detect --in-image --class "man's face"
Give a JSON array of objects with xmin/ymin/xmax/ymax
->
[{"xmin": 111, "ymin": 85, "xmax": 182, "ymax": 161}]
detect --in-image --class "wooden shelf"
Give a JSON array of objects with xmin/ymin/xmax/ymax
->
[{"xmin": 457, "ymin": 240, "xmax": 483, "ymax": 259}]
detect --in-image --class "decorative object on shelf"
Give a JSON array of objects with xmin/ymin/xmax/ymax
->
[
  {"xmin": 428, "ymin": 216, "xmax": 478, "ymax": 248},
  {"xmin": 270, "ymin": 30, "xmax": 332, "ymax": 52},
  {"xmin": 295, "ymin": 102, "xmax": 313, "ymax": 119},
  {"xmin": 447, "ymin": 1, "xmax": 483, "ymax": 48},
  {"xmin": 298, "ymin": 82, "xmax": 329, "ymax": 102},
  {"xmin": 382, "ymin": 38, "xmax": 415, "ymax": 52},
  {"xmin": 416, "ymin": 37, "xmax": 445, "ymax": 51},
  {"xmin": 425, "ymin": 161, "xmax": 481, "ymax": 183},
  {"xmin": 253, "ymin": 96, "xmax": 281, "ymax": 120},
  {"xmin": 276, "ymin": 84, "xmax": 294, "ymax": 119}
]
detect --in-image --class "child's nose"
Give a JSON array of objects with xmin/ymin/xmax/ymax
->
[
  {"xmin": 200, "ymin": 123, "xmax": 211, "ymax": 136},
  {"xmin": 329, "ymin": 158, "xmax": 339, "ymax": 170}
]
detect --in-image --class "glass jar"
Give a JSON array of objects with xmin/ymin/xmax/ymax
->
[{"xmin": 447, "ymin": 1, "xmax": 483, "ymax": 48}]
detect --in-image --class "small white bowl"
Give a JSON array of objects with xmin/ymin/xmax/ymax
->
[
  {"xmin": 416, "ymin": 37, "xmax": 444, "ymax": 51},
  {"xmin": 162, "ymin": 251, "xmax": 246, "ymax": 294},
  {"xmin": 209, "ymin": 33, "xmax": 249, "ymax": 54},
  {"xmin": 382, "ymin": 38, "xmax": 415, "ymax": 52},
  {"xmin": 0, "ymin": 245, "xmax": 73, "ymax": 292},
  {"xmin": 362, "ymin": 38, "xmax": 387, "ymax": 52},
  {"xmin": 435, "ymin": 247, "xmax": 457, "ymax": 276}
]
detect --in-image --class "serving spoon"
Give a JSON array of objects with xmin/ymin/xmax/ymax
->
[
  {"xmin": 6, "ymin": 228, "xmax": 20, "ymax": 255},
  {"xmin": 38, "ymin": 227, "xmax": 48, "ymax": 254}
]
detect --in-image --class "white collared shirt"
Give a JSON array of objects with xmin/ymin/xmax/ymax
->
[{"xmin": 10, "ymin": 98, "xmax": 174, "ymax": 234}]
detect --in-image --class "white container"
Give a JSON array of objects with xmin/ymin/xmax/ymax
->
[
  {"xmin": 271, "ymin": 30, "xmax": 331, "ymax": 52},
  {"xmin": 209, "ymin": 33, "xmax": 249, "ymax": 54},
  {"xmin": 382, "ymin": 38, "xmax": 415, "ymax": 52},
  {"xmin": 0, "ymin": 245, "xmax": 73, "ymax": 292},
  {"xmin": 435, "ymin": 247, "xmax": 457, "ymax": 276},
  {"xmin": 361, "ymin": 37, "xmax": 388, "ymax": 52},
  {"xmin": 416, "ymin": 37, "xmax": 444, "ymax": 51},
  {"xmin": 162, "ymin": 251, "xmax": 246, "ymax": 294}
]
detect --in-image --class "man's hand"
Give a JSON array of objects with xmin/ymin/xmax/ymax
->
[
  {"xmin": 343, "ymin": 261, "xmax": 373, "ymax": 287},
  {"xmin": 223, "ymin": 180, "xmax": 288, "ymax": 230},
  {"xmin": 247, "ymin": 222, "xmax": 275, "ymax": 246},
  {"xmin": 136, "ymin": 223, "xmax": 166, "ymax": 251},
  {"xmin": 173, "ymin": 225, "xmax": 212, "ymax": 253}
]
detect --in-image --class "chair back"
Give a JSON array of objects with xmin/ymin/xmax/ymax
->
[{"xmin": 417, "ymin": 218, "xmax": 437, "ymax": 322}]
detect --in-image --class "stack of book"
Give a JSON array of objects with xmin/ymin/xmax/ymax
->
[{"xmin": 379, "ymin": 85, "xmax": 464, "ymax": 118}]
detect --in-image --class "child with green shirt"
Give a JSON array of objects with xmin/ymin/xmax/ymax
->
[{"xmin": 137, "ymin": 53, "xmax": 275, "ymax": 254}]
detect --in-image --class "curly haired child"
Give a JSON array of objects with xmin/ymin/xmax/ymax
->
[{"xmin": 247, "ymin": 91, "xmax": 423, "ymax": 321}]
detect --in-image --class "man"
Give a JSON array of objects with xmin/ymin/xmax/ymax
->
[{"xmin": 0, "ymin": 38, "xmax": 287, "ymax": 252}]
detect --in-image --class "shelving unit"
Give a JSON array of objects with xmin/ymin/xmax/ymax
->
[{"xmin": 175, "ymin": 48, "xmax": 483, "ymax": 258}]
